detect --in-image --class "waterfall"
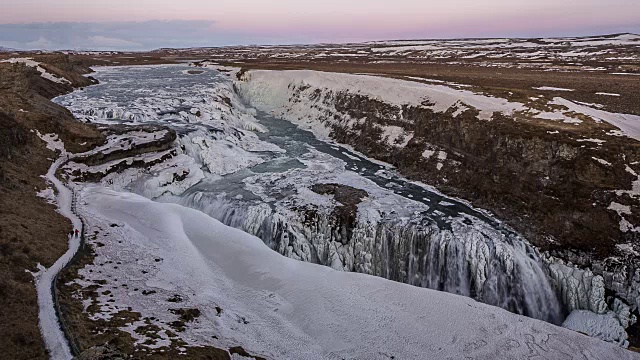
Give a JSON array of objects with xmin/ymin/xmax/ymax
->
[{"xmin": 178, "ymin": 191, "xmax": 564, "ymax": 324}]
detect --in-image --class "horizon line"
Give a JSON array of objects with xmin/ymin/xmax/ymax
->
[{"xmin": 2, "ymin": 31, "xmax": 638, "ymax": 53}]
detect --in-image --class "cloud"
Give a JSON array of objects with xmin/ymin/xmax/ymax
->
[
  {"xmin": 2, "ymin": 17, "xmax": 638, "ymax": 50},
  {"xmin": 25, "ymin": 36, "xmax": 55, "ymax": 48},
  {"xmin": 0, "ymin": 20, "xmax": 222, "ymax": 50},
  {"xmin": 86, "ymin": 36, "xmax": 142, "ymax": 48}
]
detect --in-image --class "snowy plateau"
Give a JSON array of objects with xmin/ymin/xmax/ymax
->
[{"xmin": 36, "ymin": 63, "xmax": 639, "ymax": 359}]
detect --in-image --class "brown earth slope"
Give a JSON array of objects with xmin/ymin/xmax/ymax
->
[{"xmin": 0, "ymin": 55, "xmax": 103, "ymax": 360}]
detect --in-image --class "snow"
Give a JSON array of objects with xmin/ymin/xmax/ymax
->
[
  {"xmin": 54, "ymin": 65, "xmax": 284, "ymax": 187},
  {"xmin": 593, "ymin": 157, "xmax": 612, "ymax": 166},
  {"xmin": 75, "ymin": 186, "xmax": 637, "ymax": 359},
  {"xmin": 98, "ymin": 130, "xmax": 169, "ymax": 156},
  {"xmin": 36, "ymin": 187, "xmax": 56, "ymax": 204},
  {"xmin": 609, "ymin": 202, "xmax": 632, "ymax": 215},
  {"xmin": 568, "ymin": 34, "xmax": 640, "ymax": 47},
  {"xmin": 36, "ymin": 131, "xmax": 65, "ymax": 152},
  {"xmin": 188, "ymin": 134, "xmax": 267, "ymax": 176},
  {"xmin": 575, "ymin": 101, "xmax": 605, "ymax": 109},
  {"xmin": 405, "ymin": 76, "xmax": 446, "ymax": 83},
  {"xmin": 365, "ymin": 34, "xmax": 640, "ymax": 63},
  {"xmin": 608, "ymin": 130, "xmax": 626, "ymax": 137},
  {"xmin": 137, "ymin": 154, "xmax": 205, "ymax": 198},
  {"xmin": 238, "ymin": 70, "xmax": 526, "ymax": 125},
  {"xmin": 1, "ymin": 57, "xmax": 71, "ymax": 84},
  {"xmin": 620, "ymin": 219, "xmax": 640, "ymax": 233},
  {"xmin": 340, "ymin": 151, "xmax": 361, "ymax": 161},
  {"xmin": 33, "ymin": 133, "xmax": 80, "ymax": 360},
  {"xmin": 239, "ymin": 70, "xmax": 640, "ymax": 142},
  {"xmin": 371, "ymin": 44, "xmax": 443, "ymax": 53},
  {"xmin": 597, "ymin": 92, "xmax": 621, "ymax": 97},
  {"xmin": 617, "ymin": 243, "xmax": 640, "ymax": 257},
  {"xmin": 533, "ymin": 86, "xmax": 575, "ymax": 92},
  {"xmin": 421, "ymin": 149, "xmax": 436, "ymax": 159},
  {"xmin": 550, "ymin": 97, "xmax": 640, "ymax": 141},
  {"xmin": 378, "ymin": 125, "xmax": 413, "ymax": 147},
  {"xmin": 563, "ymin": 310, "xmax": 629, "ymax": 348},
  {"xmin": 57, "ymin": 65, "xmax": 266, "ymax": 133},
  {"xmin": 577, "ymin": 138, "xmax": 607, "ymax": 144},
  {"xmin": 185, "ymin": 145, "xmax": 566, "ymax": 324}
]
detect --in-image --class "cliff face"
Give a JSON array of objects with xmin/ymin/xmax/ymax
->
[
  {"xmin": 327, "ymin": 91, "xmax": 639, "ymax": 257},
  {"xmin": 237, "ymin": 69, "xmax": 640, "ymax": 313},
  {"xmin": 0, "ymin": 55, "xmax": 103, "ymax": 360}
]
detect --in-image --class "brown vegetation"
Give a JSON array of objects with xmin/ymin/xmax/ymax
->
[{"xmin": 0, "ymin": 56, "xmax": 103, "ymax": 360}]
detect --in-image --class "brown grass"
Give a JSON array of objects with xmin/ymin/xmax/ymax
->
[{"xmin": 0, "ymin": 59, "xmax": 103, "ymax": 360}]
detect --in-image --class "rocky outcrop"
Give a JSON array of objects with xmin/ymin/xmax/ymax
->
[
  {"xmin": 73, "ymin": 125, "xmax": 177, "ymax": 167},
  {"xmin": 77, "ymin": 345, "xmax": 127, "ymax": 360},
  {"xmin": 310, "ymin": 183, "xmax": 368, "ymax": 241}
]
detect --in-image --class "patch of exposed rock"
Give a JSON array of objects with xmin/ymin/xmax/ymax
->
[
  {"xmin": 77, "ymin": 344, "xmax": 127, "ymax": 360},
  {"xmin": 74, "ymin": 125, "xmax": 177, "ymax": 167},
  {"xmin": 311, "ymin": 183, "xmax": 368, "ymax": 242}
]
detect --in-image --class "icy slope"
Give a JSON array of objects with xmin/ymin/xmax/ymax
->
[
  {"xmin": 237, "ymin": 69, "xmax": 640, "ymax": 142},
  {"xmin": 78, "ymin": 186, "xmax": 637, "ymax": 360},
  {"xmin": 237, "ymin": 69, "xmax": 526, "ymax": 126}
]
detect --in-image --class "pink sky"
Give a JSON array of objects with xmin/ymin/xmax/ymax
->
[{"xmin": 1, "ymin": 0, "xmax": 639, "ymax": 49}]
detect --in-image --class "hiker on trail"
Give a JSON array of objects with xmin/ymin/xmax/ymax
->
[{"xmin": 74, "ymin": 229, "xmax": 79, "ymax": 237}]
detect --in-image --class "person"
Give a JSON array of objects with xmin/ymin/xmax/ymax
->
[{"xmin": 74, "ymin": 229, "xmax": 79, "ymax": 237}]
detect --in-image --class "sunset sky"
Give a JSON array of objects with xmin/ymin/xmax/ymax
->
[{"xmin": 2, "ymin": 0, "xmax": 639, "ymax": 50}]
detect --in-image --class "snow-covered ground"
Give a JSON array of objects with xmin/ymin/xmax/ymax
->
[
  {"xmin": 369, "ymin": 33, "xmax": 640, "ymax": 50},
  {"xmin": 366, "ymin": 34, "xmax": 640, "ymax": 63},
  {"xmin": 74, "ymin": 186, "xmax": 637, "ymax": 359},
  {"xmin": 533, "ymin": 86, "xmax": 575, "ymax": 92},
  {"xmin": 176, "ymin": 34, "xmax": 639, "ymax": 71}
]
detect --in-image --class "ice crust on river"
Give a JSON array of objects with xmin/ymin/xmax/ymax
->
[{"xmin": 53, "ymin": 65, "xmax": 636, "ymax": 352}]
